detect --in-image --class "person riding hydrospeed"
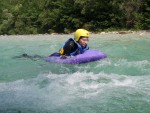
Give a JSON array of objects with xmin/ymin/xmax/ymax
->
[{"xmin": 50, "ymin": 29, "xmax": 90, "ymax": 57}]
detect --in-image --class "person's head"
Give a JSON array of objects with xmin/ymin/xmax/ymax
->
[{"xmin": 74, "ymin": 29, "xmax": 89, "ymax": 47}]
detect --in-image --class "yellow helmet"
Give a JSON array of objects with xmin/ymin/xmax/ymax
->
[{"xmin": 74, "ymin": 29, "xmax": 89, "ymax": 41}]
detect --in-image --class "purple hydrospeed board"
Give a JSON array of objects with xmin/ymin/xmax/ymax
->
[{"xmin": 45, "ymin": 50, "xmax": 107, "ymax": 64}]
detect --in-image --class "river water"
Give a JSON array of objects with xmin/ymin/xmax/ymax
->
[{"xmin": 0, "ymin": 32, "xmax": 150, "ymax": 113}]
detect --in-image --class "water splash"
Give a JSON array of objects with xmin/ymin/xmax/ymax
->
[{"xmin": 0, "ymin": 71, "xmax": 149, "ymax": 112}]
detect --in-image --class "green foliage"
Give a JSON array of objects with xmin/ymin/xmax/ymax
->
[
  {"xmin": 0, "ymin": 0, "xmax": 149, "ymax": 35},
  {"xmin": 142, "ymin": 0, "xmax": 150, "ymax": 29}
]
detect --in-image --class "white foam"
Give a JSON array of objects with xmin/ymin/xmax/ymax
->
[
  {"xmin": 0, "ymin": 72, "xmax": 149, "ymax": 110},
  {"xmin": 112, "ymin": 79, "xmax": 133, "ymax": 86},
  {"xmin": 96, "ymin": 59, "xmax": 112, "ymax": 67},
  {"xmin": 80, "ymin": 82, "xmax": 99, "ymax": 89}
]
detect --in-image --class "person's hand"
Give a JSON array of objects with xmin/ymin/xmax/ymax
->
[{"xmin": 60, "ymin": 55, "xmax": 67, "ymax": 59}]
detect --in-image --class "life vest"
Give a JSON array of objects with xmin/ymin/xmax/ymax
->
[{"xmin": 58, "ymin": 38, "xmax": 89, "ymax": 56}]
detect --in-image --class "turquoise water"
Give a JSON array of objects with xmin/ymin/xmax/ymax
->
[{"xmin": 0, "ymin": 33, "xmax": 150, "ymax": 113}]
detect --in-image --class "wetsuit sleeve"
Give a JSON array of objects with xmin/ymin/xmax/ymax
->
[{"xmin": 63, "ymin": 41, "xmax": 76, "ymax": 56}]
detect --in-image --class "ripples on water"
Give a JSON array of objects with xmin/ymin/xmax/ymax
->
[{"xmin": 0, "ymin": 33, "xmax": 150, "ymax": 113}]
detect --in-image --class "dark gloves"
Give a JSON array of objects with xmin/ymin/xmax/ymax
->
[{"xmin": 60, "ymin": 55, "xmax": 67, "ymax": 59}]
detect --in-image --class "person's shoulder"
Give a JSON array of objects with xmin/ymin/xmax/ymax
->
[
  {"xmin": 68, "ymin": 40, "xmax": 75, "ymax": 47},
  {"xmin": 67, "ymin": 38, "xmax": 78, "ymax": 47}
]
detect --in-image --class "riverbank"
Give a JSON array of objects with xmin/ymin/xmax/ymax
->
[{"xmin": 0, "ymin": 30, "xmax": 150, "ymax": 37}]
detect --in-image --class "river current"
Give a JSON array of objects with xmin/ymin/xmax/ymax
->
[{"xmin": 0, "ymin": 32, "xmax": 150, "ymax": 113}]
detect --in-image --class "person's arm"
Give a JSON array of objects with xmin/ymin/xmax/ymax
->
[{"xmin": 63, "ymin": 41, "xmax": 75, "ymax": 56}]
